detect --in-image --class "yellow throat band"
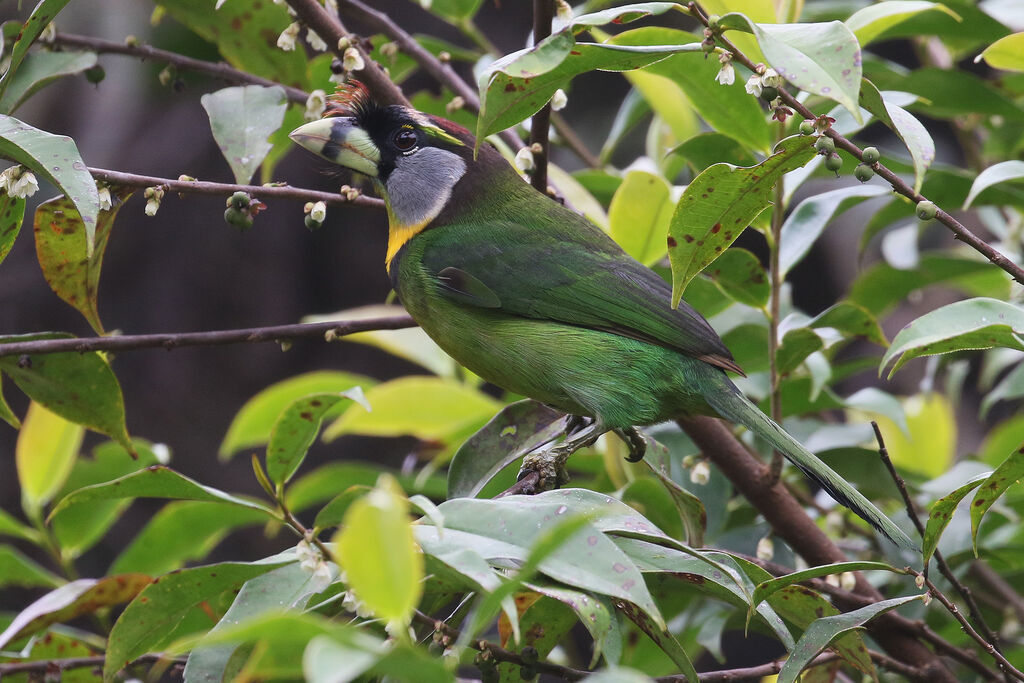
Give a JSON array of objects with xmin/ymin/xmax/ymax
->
[{"xmin": 385, "ymin": 220, "xmax": 429, "ymax": 271}]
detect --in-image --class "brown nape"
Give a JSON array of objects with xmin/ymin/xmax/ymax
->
[{"xmin": 699, "ymin": 354, "xmax": 746, "ymax": 377}]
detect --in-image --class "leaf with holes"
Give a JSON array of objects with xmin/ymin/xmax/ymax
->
[
  {"xmin": 718, "ymin": 14, "xmax": 863, "ymax": 120},
  {"xmin": 0, "ymin": 115, "xmax": 99, "ymax": 254},
  {"xmin": 859, "ymin": 79, "xmax": 934, "ymax": 193},
  {"xmin": 971, "ymin": 447, "xmax": 1024, "ymax": 555},
  {"xmin": 667, "ymin": 134, "xmax": 816, "ymax": 306},
  {"xmin": 881, "ymin": 298, "xmax": 1024, "ymax": 376},
  {"xmin": 34, "ymin": 188, "xmax": 131, "ymax": 335}
]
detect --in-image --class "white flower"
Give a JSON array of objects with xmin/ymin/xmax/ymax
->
[
  {"xmin": 97, "ymin": 185, "xmax": 112, "ymax": 211},
  {"xmin": 306, "ymin": 28, "xmax": 327, "ymax": 52},
  {"xmin": 310, "ymin": 201, "xmax": 327, "ymax": 222},
  {"xmin": 343, "ymin": 46, "xmax": 365, "ymax": 72},
  {"xmin": 756, "ymin": 535, "xmax": 774, "ymax": 561},
  {"xmin": 144, "ymin": 198, "xmax": 160, "ymax": 216},
  {"xmin": 445, "ymin": 96, "xmax": 465, "ymax": 114},
  {"xmin": 761, "ymin": 67, "xmax": 783, "ymax": 88},
  {"xmin": 305, "ymin": 89, "xmax": 326, "ymax": 121},
  {"xmin": 39, "ymin": 21, "xmax": 56, "ymax": 43},
  {"xmin": 277, "ymin": 22, "xmax": 299, "ymax": 51},
  {"xmin": 514, "ymin": 147, "xmax": 535, "ymax": 173},
  {"xmin": 551, "ymin": 88, "xmax": 567, "ymax": 111},
  {"xmin": 419, "ymin": 0, "xmax": 432, "ymax": 8},
  {"xmin": 840, "ymin": 572, "xmax": 856, "ymax": 591},
  {"xmin": 556, "ymin": 0, "xmax": 573, "ymax": 24},
  {"xmin": 715, "ymin": 61, "xmax": 735, "ymax": 86},
  {"xmin": 689, "ymin": 460, "xmax": 710, "ymax": 485},
  {"xmin": 744, "ymin": 73, "xmax": 762, "ymax": 97},
  {"xmin": 1, "ymin": 167, "xmax": 39, "ymax": 199}
]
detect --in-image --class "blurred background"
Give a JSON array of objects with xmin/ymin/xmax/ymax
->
[{"xmin": 0, "ymin": 0, "xmax": 995, "ymax": 593}]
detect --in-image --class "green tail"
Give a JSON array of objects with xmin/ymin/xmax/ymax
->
[{"xmin": 706, "ymin": 384, "xmax": 918, "ymax": 551}]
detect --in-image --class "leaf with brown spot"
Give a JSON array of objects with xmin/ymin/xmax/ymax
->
[
  {"xmin": 265, "ymin": 388, "xmax": 369, "ymax": 486},
  {"xmin": 668, "ymin": 134, "xmax": 817, "ymax": 307},
  {"xmin": 34, "ymin": 187, "xmax": 132, "ymax": 334},
  {"xmin": 0, "ymin": 574, "xmax": 151, "ymax": 649},
  {"xmin": 0, "ymin": 193, "xmax": 25, "ymax": 266},
  {"xmin": 921, "ymin": 473, "xmax": 988, "ymax": 565},
  {"xmin": 970, "ymin": 448, "xmax": 1024, "ymax": 555}
]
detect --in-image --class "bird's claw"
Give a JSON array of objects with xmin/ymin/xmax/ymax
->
[{"xmin": 616, "ymin": 426, "xmax": 648, "ymax": 463}]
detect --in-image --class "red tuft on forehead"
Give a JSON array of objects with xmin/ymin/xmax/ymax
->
[{"xmin": 324, "ymin": 80, "xmax": 376, "ymax": 119}]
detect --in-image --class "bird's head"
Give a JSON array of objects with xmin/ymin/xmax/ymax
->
[{"xmin": 289, "ymin": 82, "xmax": 474, "ymax": 235}]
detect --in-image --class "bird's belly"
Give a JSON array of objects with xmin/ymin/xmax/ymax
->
[{"xmin": 401, "ymin": 288, "xmax": 715, "ymax": 428}]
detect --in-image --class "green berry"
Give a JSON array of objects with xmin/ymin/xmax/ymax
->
[
  {"xmin": 824, "ymin": 153, "xmax": 842, "ymax": 173},
  {"xmin": 707, "ymin": 14, "xmax": 721, "ymax": 30},
  {"xmin": 799, "ymin": 120, "xmax": 815, "ymax": 135},
  {"xmin": 519, "ymin": 664, "xmax": 537, "ymax": 681},
  {"xmin": 854, "ymin": 163, "xmax": 874, "ymax": 182},
  {"xmin": 304, "ymin": 215, "xmax": 323, "ymax": 231},
  {"xmin": 520, "ymin": 646, "xmax": 539, "ymax": 665},
  {"xmin": 229, "ymin": 191, "xmax": 250, "ymax": 210},
  {"xmin": 862, "ymin": 146, "xmax": 880, "ymax": 164},
  {"xmin": 814, "ymin": 136, "xmax": 835, "ymax": 155},
  {"xmin": 85, "ymin": 65, "xmax": 105, "ymax": 84},
  {"xmin": 701, "ymin": 37, "xmax": 716, "ymax": 54},
  {"xmin": 760, "ymin": 85, "xmax": 778, "ymax": 102},
  {"xmin": 916, "ymin": 200, "xmax": 937, "ymax": 220},
  {"xmin": 224, "ymin": 207, "xmax": 252, "ymax": 231}
]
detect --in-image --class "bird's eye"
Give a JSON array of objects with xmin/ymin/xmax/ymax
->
[{"xmin": 393, "ymin": 128, "xmax": 418, "ymax": 152}]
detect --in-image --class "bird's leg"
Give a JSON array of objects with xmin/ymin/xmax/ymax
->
[
  {"xmin": 614, "ymin": 426, "xmax": 647, "ymax": 463},
  {"xmin": 519, "ymin": 418, "xmax": 606, "ymax": 491}
]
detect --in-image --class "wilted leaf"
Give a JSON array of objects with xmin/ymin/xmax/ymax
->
[{"xmin": 201, "ymin": 85, "xmax": 288, "ymax": 185}]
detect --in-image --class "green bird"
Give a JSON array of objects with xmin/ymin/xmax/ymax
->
[{"xmin": 289, "ymin": 84, "xmax": 915, "ymax": 550}]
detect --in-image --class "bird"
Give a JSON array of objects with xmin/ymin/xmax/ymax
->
[{"xmin": 289, "ymin": 83, "xmax": 915, "ymax": 550}]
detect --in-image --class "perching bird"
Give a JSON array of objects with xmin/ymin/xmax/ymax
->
[{"xmin": 289, "ymin": 84, "xmax": 915, "ymax": 550}]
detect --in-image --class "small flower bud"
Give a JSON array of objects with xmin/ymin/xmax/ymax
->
[
  {"xmin": 922, "ymin": 592, "xmax": 932, "ymax": 606},
  {"xmin": 551, "ymin": 88, "xmax": 568, "ymax": 111},
  {"xmin": 556, "ymin": 0, "xmax": 573, "ymax": 24},
  {"xmin": 756, "ymin": 535, "xmax": 774, "ymax": 561},
  {"xmin": 707, "ymin": 14, "xmax": 721, "ymax": 30},
  {"xmin": 39, "ymin": 21, "xmax": 56, "ymax": 43},
  {"xmin": 438, "ymin": 51, "xmax": 451, "ymax": 63},
  {"xmin": 158, "ymin": 65, "xmax": 175, "ymax": 87},
  {"xmin": 229, "ymin": 191, "xmax": 250, "ymax": 210},
  {"xmin": 915, "ymin": 573, "xmax": 926, "ymax": 589},
  {"xmin": 97, "ymin": 185, "xmax": 112, "ymax": 211},
  {"xmin": 305, "ymin": 89, "xmax": 327, "ymax": 121},
  {"xmin": 379, "ymin": 41, "xmax": 399, "ymax": 59},
  {"xmin": 514, "ymin": 147, "xmax": 536, "ymax": 173},
  {"xmin": 337, "ymin": 36, "xmax": 351, "ymax": 51},
  {"xmin": 343, "ymin": 46, "xmax": 365, "ymax": 71},
  {"xmin": 840, "ymin": 572, "xmax": 856, "ymax": 591},
  {"xmin": 689, "ymin": 460, "xmax": 710, "ymax": 485},
  {"xmin": 310, "ymin": 201, "xmax": 327, "ymax": 222},
  {"xmin": 446, "ymin": 96, "xmax": 465, "ymax": 114},
  {"xmin": 178, "ymin": 174, "xmax": 196, "ymax": 182}
]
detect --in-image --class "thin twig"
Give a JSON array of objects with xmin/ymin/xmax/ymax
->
[
  {"xmin": 0, "ymin": 315, "xmax": 416, "ymax": 358},
  {"xmin": 689, "ymin": 1, "xmax": 1024, "ymax": 286},
  {"xmin": 766, "ymin": 121, "xmax": 785, "ymax": 484},
  {"xmin": 496, "ymin": 471, "xmax": 541, "ymax": 497},
  {"xmin": 911, "ymin": 569, "xmax": 1024, "ymax": 682},
  {"xmin": 551, "ymin": 111, "xmax": 602, "ymax": 169},
  {"xmin": 0, "ymin": 653, "xmax": 176, "ymax": 677},
  {"xmin": 528, "ymin": 0, "xmax": 555, "ymax": 192},
  {"xmin": 89, "ymin": 167, "xmax": 384, "ymax": 210},
  {"xmin": 52, "ymin": 32, "xmax": 309, "ymax": 103}
]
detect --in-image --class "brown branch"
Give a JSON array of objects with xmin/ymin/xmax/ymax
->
[
  {"xmin": 678, "ymin": 416, "xmax": 956, "ymax": 683},
  {"xmin": 52, "ymin": 32, "xmax": 309, "ymax": 104},
  {"xmin": 970, "ymin": 562, "xmax": 1024, "ymax": 624},
  {"xmin": 689, "ymin": 1, "xmax": 1024, "ymax": 286},
  {"xmin": 659, "ymin": 648, "xmax": 923, "ymax": 682},
  {"xmin": 286, "ymin": 0, "xmax": 408, "ymax": 107},
  {"xmin": 528, "ymin": 0, "xmax": 555, "ymax": 192},
  {"xmin": 0, "ymin": 653, "xmax": 175, "ymax": 677},
  {"xmin": 88, "ymin": 167, "xmax": 384, "ymax": 210},
  {"xmin": 0, "ymin": 315, "xmax": 416, "ymax": 358}
]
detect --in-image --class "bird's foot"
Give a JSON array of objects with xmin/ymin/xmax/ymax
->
[
  {"xmin": 614, "ymin": 426, "xmax": 647, "ymax": 463},
  {"xmin": 516, "ymin": 417, "xmax": 605, "ymax": 493}
]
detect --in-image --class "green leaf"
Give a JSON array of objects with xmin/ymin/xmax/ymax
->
[
  {"xmin": 476, "ymin": 31, "xmax": 703, "ymax": 143},
  {"xmin": 335, "ymin": 476, "xmax": 423, "ymax": 626},
  {"xmin": 872, "ymin": 67, "xmax": 1024, "ymax": 122},
  {"xmin": 286, "ymin": 462, "xmax": 446, "ymax": 513},
  {"xmin": 846, "ymin": 1, "xmax": 961, "ymax": 46},
  {"xmin": 565, "ymin": 3, "xmax": 683, "ymax": 31},
  {"xmin": 971, "ymin": 447, "xmax": 1024, "ymax": 554},
  {"xmin": 0, "ymin": 0, "xmax": 73, "ymax": 102},
  {"xmin": 779, "ymin": 185, "xmax": 888, "ymax": 277},
  {"xmin": 0, "ymin": 507, "xmax": 37, "ymax": 542},
  {"xmin": 0, "ymin": 192, "xmax": 25, "ymax": 266},
  {"xmin": 718, "ymin": 14, "xmax": 863, "ymax": 119},
  {"xmin": 104, "ymin": 560, "xmax": 287, "ymax": 681},
  {"xmin": 526, "ymin": 585, "xmax": 619, "ymax": 667},
  {"xmin": 16, "ymin": 400, "xmax": 83, "ymax": 516},
  {"xmin": 844, "ymin": 387, "xmax": 908, "ymax": 434},
  {"xmin": 608, "ymin": 27, "xmax": 772, "ymax": 153},
  {"xmin": 323, "ymin": 376, "xmax": 501, "ymax": 442},
  {"xmin": 882, "ymin": 298, "xmax": 1024, "ymax": 376},
  {"xmin": 667, "ymin": 134, "xmax": 817, "ymax": 304},
  {"xmin": 0, "ymin": 333, "xmax": 130, "ymax": 452},
  {"xmin": 201, "ymin": 85, "xmax": 288, "ymax": 185},
  {"xmin": 964, "ymin": 160, "xmax": 1024, "ymax": 209},
  {"xmin": 220, "ymin": 370, "xmax": 374, "ymax": 459},
  {"xmin": 448, "ymin": 399, "xmax": 567, "ymax": 499},
  {"xmin": 777, "ymin": 596, "xmax": 923, "ymax": 683},
  {"xmin": 705, "ymin": 247, "xmax": 769, "ymax": 308},
  {"xmin": 0, "ymin": 544, "xmax": 62, "ymax": 589},
  {"xmin": 304, "ymin": 633, "xmax": 453, "ymax": 683},
  {"xmin": 110, "ymin": 501, "xmax": 270, "ymax": 575},
  {"xmin": 0, "ymin": 574, "xmax": 152, "ymax": 650},
  {"xmin": 266, "ymin": 388, "xmax": 368, "ymax": 486},
  {"xmin": 811, "ymin": 301, "xmax": 888, "ymax": 346},
  {"xmin": 0, "ymin": 50, "xmax": 97, "ymax": 114},
  {"xmin": 874, "ymin": 392, "xmax": 956, "ymax": 479},
  {"xmin": 419, "ymin": 0, "xmax": 484, "ymax": 21},
  {"xmin": 978, "ymin": 32, "xmax": 1024, "ymax": 72},
  {"xmin": 617, "ymin": 600, "xmax": 697, "ymax": 682},
  {"xmin": 668, "ymin": 132, "xmax": 759, "ymax": 172},
  {"xmin": 922, "ymin": 473, "xmax": 988, "ymax": 565},
  {"xmin": 608, "ymin": 169, "xmax": 675, "ymax": 265},
  {"xmin": 0, "ymin": 625, "xmax": 102, "ymax": 681},
  {"xmin": 48, "ymin": 465, "xmax": 275, "ymax": 522},
  {"xmin": 0, "ymin": 115, "xmax": 99, "ymax": 254},
  {"xmin": 750, "ymin": 561, "xmax": 901, "ymax": 614},
  {"xmin": 34, "ymin": 189, "xmax": 132, "ymax": 335},
  {"xmin": 859, "ymin": 80, "xmax": 934, "ymax": 193}
]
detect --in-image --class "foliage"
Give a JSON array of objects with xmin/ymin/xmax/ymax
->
[{"xmin": 2, "ymin": 0, "xmax": 1024, "ymax": 682}]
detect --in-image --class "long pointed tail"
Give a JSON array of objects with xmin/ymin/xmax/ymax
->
[{"xmin": 705, "ymin": 383, "xmax": 918, "ymax": 550}]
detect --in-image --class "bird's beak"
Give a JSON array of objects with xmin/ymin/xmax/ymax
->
[{"xmin": 288, "ymin": 117, "xmax": 380, "ymax": 178}]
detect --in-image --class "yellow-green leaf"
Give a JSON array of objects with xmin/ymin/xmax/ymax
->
[
  {"xmin": 978, "ymin": 32, "xmax": 1024, "ymax": 72},
  {"xmin": 873, "ymin": 393, "xmax": 955, "ymax": 478},
  {"xmin": 16, "ymin": 401, "xmax": 84, "ymax": 516},
  {"xmin": 609, "ymin": 169, "xmax": 675, "ymax": 265}
]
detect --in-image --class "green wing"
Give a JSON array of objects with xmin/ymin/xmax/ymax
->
[{"xmin": 420, "ymin": 216, "xmax": 742, "ymax": 375}]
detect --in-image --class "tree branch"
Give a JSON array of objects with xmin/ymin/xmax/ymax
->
[
  {"xmin": 0, "ymin": 315, "xmax": 416, "ymax": 358},
  {"xmin": 0, "ymin": 654, "xmax": 176, "ymax": 677},
  {"xmin": 89, "ymin": 167, "xmax": 384, "ymax": 210},
  {"xmin": 528, "ymin": 0, "xmax": 555, "ymax": 192},
  {"xmin": 689, "ymin": 0, "xmax": 1024, "ymax": 286}
]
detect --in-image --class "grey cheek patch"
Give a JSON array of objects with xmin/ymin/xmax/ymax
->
[{"xmin": 386, "ymin": 147, "xmax": 467, "ymax": 227}]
